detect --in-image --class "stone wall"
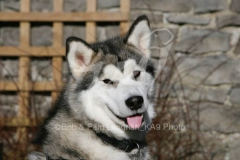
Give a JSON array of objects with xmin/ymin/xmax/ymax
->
[
  {"xmin": 0, "ymin": 0, "xmax": 240, "ymax": 159},
  {"xmin": 130, "ymin": 0, "xmax": 240, "ymax": 159}
]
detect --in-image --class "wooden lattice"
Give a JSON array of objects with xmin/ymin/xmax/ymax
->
[{"xmin": 0, "ymin": 0, "xmax": 130, "ymax": 128}]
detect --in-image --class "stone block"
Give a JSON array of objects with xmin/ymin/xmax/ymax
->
[
  {"xmin": 167, "ymin": 14, "xmax": 211, "ymax": 25},
  {"xmin": 0, "ymin": 59, "xmax": 19, "ymax": 81},
  {"xmin": 230, "ymin": 88, "xmax": 240, "ymax": 105},
  {"xmin": 197, "ymin": 103, "xmax": 240, "ymax": 133},
  {"xmin": 31, "ymin": 93, "xmax": 51, "ymax": 117},
  {"xmin": 176, "ymin": 86, "xmax": 229, "ymax": 103},
  {"xmin": 0, "ymin": 93, "xmax": 18, "ymax": 117},
  {"xmin": 31, "ymin": 25, "xmax": 52, "ymax": 46},
  {"xmin": 97, "ymin": 0, "xmax": 119, "ymax": 10},
  {"xmin": 228, "ymin": 138, "xmax": 240, "ymax": 160},
  {"xmin": 0, "ymin": 0, "xmax": 20, "ymax": 12},
  {"xmin": 230, "ymin": 0, "xmax": 240, "ymax": 13},
  {"xmin": 206, "ymin": 89, "xmax": 229, "ymax": 103},
  {"xmin": 31, "ymin": 58, "xmax": 52, "ymax": 81},
  {"xmin": 31, "ymin": 0, "xmax": 53, "ymax": 12},
  {"xmin": 131, "ymin": 0, "xmax": 192, "ymax": 12},
  {"xmin": 0, "ymin": 26, "xmax": 19, "ymax": 46},
  {"xmin": 193, "ymin": 0, "xmax": 227, "ymax": 13},
  {"xmin": 217, "ymin": 14, "xmax": 240, "ymax": 28},
  {"xmin": 234, "ymin": 38, "xmax": 240, "ymax": 55},
  {"xmin": 130, "ymin": 11, "xmax": 163, "ymax": 23},
  {"xmin": 64, "ymin": 0, "xmax": 86, "ymax": 12},
  {"xmin": 63, "ymin": 24, "xmax": 86, "ymax": 44},
  {"xmin": 175, "ymin": 27, "xmax": 230, "ymax": 54},
  {"xmin": 96, "ymin": 26, "xmax": 120, "ymax": 41},
  {"xmin": 176, "ymin": 54, "xmax": 240, "ymax": 85}
]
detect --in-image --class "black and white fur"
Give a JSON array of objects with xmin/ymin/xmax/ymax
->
[{"xmin": 31, "ymin": 15, "xmax": 156, "ymax": 160}]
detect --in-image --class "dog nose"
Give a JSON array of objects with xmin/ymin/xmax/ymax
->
[{"xmin": 125, "ymin": 96, "xmax": 144, "ymax": 110}]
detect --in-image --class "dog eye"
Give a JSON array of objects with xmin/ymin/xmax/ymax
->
[
  {"xmin": 103, "ymin": 79, "xmax": 114, "ymax": 85},
  {"xmin": 133, "ymin": 70, "xmax": 141, "ymax": 79}
]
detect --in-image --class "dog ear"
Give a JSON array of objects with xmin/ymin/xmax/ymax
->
[
  {"xmin": 66, "ymin": 37, "xmax": 95, "ymax": 80},
  {"xmin": 124, "ymin": 15, "xmax": 151, "ymax": 57}
]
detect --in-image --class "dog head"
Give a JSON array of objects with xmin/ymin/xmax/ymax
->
[{"xmin": 66, "ymin": 15, "xmax": 156, "ymax": 139}]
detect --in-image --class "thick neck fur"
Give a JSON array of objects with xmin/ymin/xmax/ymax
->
[{"xmin": 38, "ymin": 105, "xmax": 150, "ymax": 160}]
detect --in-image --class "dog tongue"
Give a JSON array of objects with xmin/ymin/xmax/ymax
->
[{"xmin": 126, "ymin": 115, "xmax": 142, "ymax": 129}]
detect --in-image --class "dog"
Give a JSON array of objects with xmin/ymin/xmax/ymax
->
[{"xmin": 30, "ymin": 15, "xmax": 156, "ymax": 160}]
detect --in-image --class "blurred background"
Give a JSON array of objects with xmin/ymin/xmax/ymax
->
[{"xmin": 0, "ymin": 0, "xmax": 240, "ymax": 159}]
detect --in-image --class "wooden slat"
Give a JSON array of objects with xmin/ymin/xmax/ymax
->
[
  {"xmin": 32, "ymin": 82, "xmax": 63, "ymax": 91},
  {"xmin": 0, "ymin": 82, "xmax": 20, "ymax": 91},
  {"xmin": 53, "ymin": 0, "xmax": 63, "ymax": 47},
  {"xmin": 52, "ymin": 0, "xmax": 63, "ymax": 103},
  {"xmin": 17, "ymin": 0, "xmax": 30, "ymax": 151},
  {"xmin": 0, "ymin": 12, "xmax": 128, "ymax": 22},
  {"xmin": 18, "ymin": 57, "xmax": 30, "ymax": 91},
  {"xmin": 86, "ymin": 0, "xmax": 97, "ymax": 43},
  {"xmin": 53, "ymin": 23, "xmax": 63, "ymax": 47},
  {"xmin": 2, "ymin": 117, "xmax": 41, "ymax": 127},
  {"xmin": 0, "ymin": 46, "xmax": 65, "ymax": 56},
  {"xmin": 0, "ymin": 82, "xmax": 62, "ymax": 91},
  {"xmin": 52, "ymin": 58, "xmax": 62, "ymax": 101},
  {"xmin": 18, "ymin": 91, "xmax": 29, "ymax": 116},
  {"xmin": 18, "ymin": 0, "xmax": 30, "ymax": 118},
  {"xmin": 53, "ymin": 25, "xmax": 63, "ymax": 46},
  {"xmin": 120, "ymin": 0, "xmax": 130, "ymax": 35},
  {"xmin": 0, "ymin": 82, "xmax": 19, "ymax": 91}
]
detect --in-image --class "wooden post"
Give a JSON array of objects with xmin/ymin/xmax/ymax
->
[
  {"xmin": 19, "ymin": 0, "xmax": 30, "ymax": 118},
  {"xmin": 86, "ymin": 0, "xmax": 97, "ymax": 43},
  {"xmin": 17, "ymin": 0, "xmax": 31, "ymax": 155},
  {"xmin": 120, "ymin": 0, "xmax": 130, "ymax": 35},
  {"xmin": 52, "ymin": 0, "xmax": 63, "ymax": 104}
]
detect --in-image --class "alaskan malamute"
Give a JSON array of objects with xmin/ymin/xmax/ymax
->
[{"xmin": 31, "ymin": 15, "xmax": 156, "ymax": 160}]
